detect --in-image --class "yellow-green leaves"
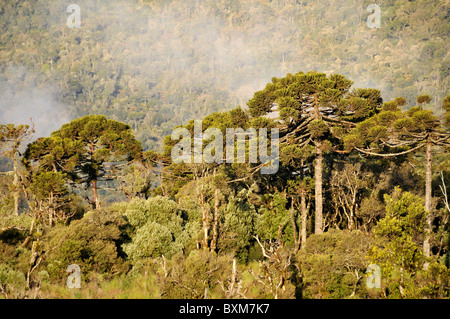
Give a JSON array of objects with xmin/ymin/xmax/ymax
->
[
  {"xmin": 122, "ymin": 196, "xmax": 188, "ymax": 260},
  {"xmin": 367, "ymin": 188, "xmax": 428, "ymax": 298},
  {"xmin": 411, "ymin": 109, "xmax": 439, "ymax": 131},
  {"xmin": 307, "ymin": 120, "xmax": 328, "ymax": 138}
]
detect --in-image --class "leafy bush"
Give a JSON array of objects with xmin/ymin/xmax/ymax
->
[
  {"xmin": 218, "ymin": 195, "xmax": 257, "ymax": 263},
  {"xmin": 297, "ymin": 229, "xmax": 372, "ymax": 299},
  {"xmin": 156, "ymin": 250, "xmax": 233, "ymax": 299},
  {"xmin": 367, "ymin": 188, "xmax": 450, "ymax": 298},
  {"xmin": 0, "ymin": 263, "xmax": 26, "ymax": 299},
  {"xmin": 43, "ymin": 209, "xmax": 128, "ymax": 283},
  {"xmin": 121, "ymin": 196, "xmax": 191, "ymax": 259}
]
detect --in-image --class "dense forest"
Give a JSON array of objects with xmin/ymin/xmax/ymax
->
[
  {"xmin": 0, "ymin": 0, "xmax": 448, "ymax": 149},
  {"xmin": 0, "ymin": 0, "xmax": 449, "ymax": 299}
]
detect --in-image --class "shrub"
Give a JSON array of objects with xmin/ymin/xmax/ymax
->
[
  {"xmin": 121, "ymin": 196, "xmax": 191, "ymax": 260},
  {"xmin": 43, "ymin": 209, "xmax": 128, "ymax": 283},
  {"xmin": 0, "ymin": 263, "xmax": 26, "ymax": 299},
  {"xmin": 298, "ymin": 229, "xmax": 372, "ymax": 299}
]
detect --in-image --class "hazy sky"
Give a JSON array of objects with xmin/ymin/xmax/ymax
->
[{"xmin": 0, "ymin": 66, "xmax": 70, "ymax": 140}]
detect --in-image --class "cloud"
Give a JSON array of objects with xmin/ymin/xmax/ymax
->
[{"xmin": 0, "ymin": 66, "xmax": 71, "ymax": 141}]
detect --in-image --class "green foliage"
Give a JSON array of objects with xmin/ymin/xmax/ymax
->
[
  {"xmin": 297, "ymin": 229, "xmax": 373, "ymax": 299},
  {"xmin": 307, "ymin": 120, "xmax": 328, "ymax": 138},
  {"xmin": 28, "ymin": 115, "xmax": 141, "ymax": 174},
  {"xmin": 1, "ymin": 0, "xmax": 448, "ymax": 151},
  {"xmin": 24, "ymin": 115, "xmax": 143, "ymax": 208},
  {"xmin": 414, "ymin": 261, "xmax": 450, "ymax": 299},
  {"xmin": 157, "ymin": 250, "xmax": 233, "ymax": 299},
  {"xmin": 255, "ymin": 193, "xmax": 289, "ymax": 242},
  {"xmin": 0, "ymin": 263, "xmax": 26, "ymax": 299},
  {"xmin": 280, "ymin": 144, "xmax": 314, "ymax": 167},
  {"xmin": 0, "ymin": 0, "xmax": 449, "ymax": 296},
  {"xmin": 417, "ymin": 94, "xmax": 432, "ymax": 106},
  {"xmin": 50, "ymin": 115, "xmax": 143, "ymax": 177},
  {"xmin": 125, "ymin": 221, "xmax": 177, "ymax": 259},
  {"xmin": 28, "ymin": 171, "xmax": 74, "ymax": 226},
  {"xmin": 444, "ymin": 95, "xmax": 450, "ymax": 129},
  {"xmin": 23, "ymin": 136, "xmax": 83, "ymax": 175},
  {"xmin": 44, "ymin": 209, "xmax": 128, "ymax": 283},
  {"xmin": 368, "ymin": 188, "xmax": 426, "ymax": 270},
  {"xmin": 345, "ymin": 95, "xmax": 442, "ymax": 153},
  {"xmin": 410, "ymin": 110, "xmax": 439, "ymax": 131},
  {"xmin": 247, "ymin": 71, "xmax": 360, "ymax": 126},
  {"xmin": 219, "ymin": 194, "xmax": 258, "ymax": 262},
  {"xmin": 365, "ymin": 188, "xmax": 449, "ymax": 298},
  {"xmin": 0, "ymin": 95, "xmax": 448, "ymax": 300},
  {"xmin": 121, "ymin": 196, "xmax": 190, "ymax": 260},
  {"xmin": 30, "ymin": 172, "xmax": 67, "ymax": 201}
]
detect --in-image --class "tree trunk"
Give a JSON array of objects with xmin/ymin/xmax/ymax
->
[
  {"xmin": 92, "ymin": 179, "xmax": 100, "ymax": 209},
  {"xmin": 228, "ymin": 258, "xmax": 237, "ymax": 297},
  {"xmin": 13, "ymin": 157, "xmax": 19, "ymax": 216},
  {"xmin": 199, "ymin": 184, "xmax": 209, "ymax": 250},
  {"xmin": 289, "ymin": 198, "xmax": 300, "ymax": 254},
  {"xmin": 20, "ymin": 218, "xmax": 35, "ymax": 248},
  {"xmin": 210, "ymin": 188, "xmax": 219, "ymax": 252},
  {"xmin": 314, "ymin": 142, "xmax": 323, "ymax": 234},
  {"xmin": 399, "ymin": 257, "xmax": 405, "ymax": 297},
  {"xmin": 89, "ymin": 141, "xmax": 100, "ymax": 210},
  {"xmin": 49, "ymin": 191, "xmax": 54, "ymax": 227},
  {"xmin": 300, "ymin": 190, "xmax": 308, "ymax": 250},
  {"xmin": 423, "ymin": 136, "xmax": 432, "ymax": 267},
  {"xmin": 348, "ymin": 206, "xmax": 355, "ymax": 230},
  {"xmin": 313, "ymin": 93, "xmax": 323, "ymax": 234}
]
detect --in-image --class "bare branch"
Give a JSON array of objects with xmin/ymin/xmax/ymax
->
[
  {"xmin": 322, "ymin": 115, "xmax": 357, "ymax": 127},
  {"xmin": 439, "ymin": 171, "xmax": 450, "ymax": 213},
  {"xmin": 355, "ymin": 143, "xmax": 425, "ymax": 157},
  {"xmin": 254, "ymin": 235, "xmax": 271, "ymax": 258}
]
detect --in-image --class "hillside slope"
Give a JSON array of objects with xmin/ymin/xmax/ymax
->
[{"xmin": 0, "ymin": 0, "xmax": 448, "ymax": 149}]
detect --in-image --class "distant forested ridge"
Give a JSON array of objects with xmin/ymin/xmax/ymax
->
[
  {"xmin": 0, "ymin": 0, "xmax": 450, "ymax": 300},
  {"xmin": 0, "ymin": 0, "xmax": 448, "ymax": 150}
]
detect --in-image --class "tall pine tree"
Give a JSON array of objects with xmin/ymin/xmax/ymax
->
[{"xmin": 247, "ymin": 71, "xmax": 382, "ymax": 234}]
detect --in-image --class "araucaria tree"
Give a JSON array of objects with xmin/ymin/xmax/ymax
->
[
  {"xmin": 345, "ymin": 95, "xmax": 450, "ymax": 263},
  {"xmin": 246, "ymin": 71, "xmax": 382, "ymax": 234},
  {"xmin": 24, "ymin": 115, "xmax": 142, "ymax": 209}
]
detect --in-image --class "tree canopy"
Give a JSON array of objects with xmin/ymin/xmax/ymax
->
[{"xmin": 24, "ymin": 115, "xmax": 143, "ymax": 209}]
